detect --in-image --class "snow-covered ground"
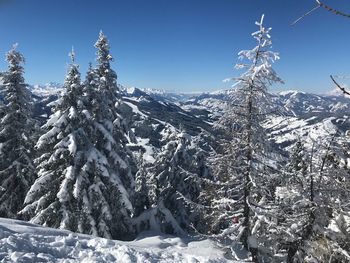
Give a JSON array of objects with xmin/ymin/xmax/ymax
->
[{"xmin": 0, "ymin": 218, "xmax": 230, "ymax": 262}]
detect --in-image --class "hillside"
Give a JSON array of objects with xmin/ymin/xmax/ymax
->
[{"xmin": 29, "ymin": 84, "xmax": 350, "ymax": 158}]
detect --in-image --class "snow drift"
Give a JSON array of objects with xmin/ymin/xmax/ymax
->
[{"xmin": 0, "ymin": 217, "xmax": 229, "ymax": 262}]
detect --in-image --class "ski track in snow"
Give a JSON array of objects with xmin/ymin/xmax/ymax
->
[{"xmin": 0, "ymin": 218, "xmax": 230, "ymax": 263}]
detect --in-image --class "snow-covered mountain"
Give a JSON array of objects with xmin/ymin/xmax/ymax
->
[
  {"xmin": 181, "ymin": 88, "xmax": 350, "ymax": 154},
  {"xmin": 275, "ymin": 90, "xmax": 350, "ymax": 117},
  {"xmin": 30, "ymin": 84, "xmax": 216, "ymax": 167},
  {"xmin": 139, "ymin": 87, "xmax": 201, "ymax": 103},
  {"xmin": 28, "ymin": 82, "xmax": 64, "ymax": 97},
  {"xmin": 30, "ymin": 84, "xmax": 350, "ymax": 161},
  {"xmin": 181, "ymin": 89, "xmax": 350, "ymax": 118}
]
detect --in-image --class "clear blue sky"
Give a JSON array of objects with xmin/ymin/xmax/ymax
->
[{"xmin": 0, "ymin": 0, "xmax": 349, "ymax": 93}]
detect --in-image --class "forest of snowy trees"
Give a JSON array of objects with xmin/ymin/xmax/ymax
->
[{"xmin": 0, "ymin": 16, "xmax": 349, "ymax": 263}]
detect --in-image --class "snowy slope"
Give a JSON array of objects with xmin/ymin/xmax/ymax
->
[
  {"xmin": 263, "ymin": 115, "xmax": 346, "ymax": 151},
  {"xmin": 0, "ymin": 218, "xmax": 230, "ymax": 263},
  {"xmin": 182, "ymin": 89, "xmax": 350, "ymax": 119},
  {"xmin": 30, "ymin": 83, "xmax": 350, "ymax": 161},
  {"xmin": 180, "ymin": 88, "xmax": 350, "ymax": 153},
  {"xmin": 30, "ymin": 84, "xmax": 215, "ymax": 166}
]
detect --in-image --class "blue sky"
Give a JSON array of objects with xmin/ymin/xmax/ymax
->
[{"xmin": 0, "ymin": 0, "xmax": 349, "ymax": 93}]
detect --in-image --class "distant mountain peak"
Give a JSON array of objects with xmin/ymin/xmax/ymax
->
[{"xmin": 278, "ymin": 90, "xmax": 301, "ymax": 96}]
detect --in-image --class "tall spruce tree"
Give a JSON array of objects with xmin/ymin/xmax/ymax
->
[
  {"xmin": 21, "ymin": 49, "xmax": 89, "ymax": 229},
  {"xmin": 93, "ymin": 31, "xmax": 135, "ymax": 200},
  {"xmin": 0, "ymin": 45, "xmax": 36, "ymax": 218},
  {"xmin": 22, "ymin": 39, "xmax": 135, "ymax": 240}
]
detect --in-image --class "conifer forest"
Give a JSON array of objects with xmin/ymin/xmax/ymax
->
[{"xmin": 0, "ymin": 1, "xmax": 349, "ymax": 262}]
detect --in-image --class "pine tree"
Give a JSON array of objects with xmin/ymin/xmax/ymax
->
[
  {"xmin": 21, "ymin": 47, "xmax": 134, "ymax": 240},
  {"xmin": 214, "ymin": 15, "xmax": 283, "ymax": 261},
  {"xmin": 94, "ymin": 31, "xmax": 120, "ymax": 120},
  {"xmin": 133, "ymin": 153, "xmax": 151, "ymax": 217},
  {"xmin": 135, "ymin": 129, "xmax": 204, "ymax": 234},
  {"xmin": 93, "ymin": 31, "xmax": 135, "ymax": 198},
  {"xmin": 21, "ymin": 49, "xmax": 88, "ymax": 229},
  {"xmin": 0, "ymin": 45, "xmax": 36, "ymax": 218}
]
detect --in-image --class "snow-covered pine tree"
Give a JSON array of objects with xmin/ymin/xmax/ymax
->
[
  {"xmin": 79, "ymin": 40, "xmax": 136, "ymax": 239},
  {"xmin": 134, "ymin": 128, "xmax": 206, "ymax": 235},
  {"xmin": 21, "ymin": 47, "xmax": 134, "ymax": 240},
  {"xmin": 93, "ymin": 31, "xmax": 135, "ymax": 201},
  {"xmin": 214, "ymin": 15, "xmax": 283, "ymax": 261},
  {"xmin": 0, "ymin": 45, "xmax": 36, "ymax": 218},
  {"xmin": 286, "ymin": 138, "xmax": 308, "ymax": 186},
  {"xmin": 133, "ymin": 152, "xmax": 151, "ymax": 217},
  {"xmin": 20, "ymin": 49, "xmax": 88, "ymax": 229}
]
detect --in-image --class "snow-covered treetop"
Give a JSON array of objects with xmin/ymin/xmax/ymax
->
[
  {"xmin": 233, "ymin": 14, "xmax": 283, "ymax": 89},
  {"xmin": 69, "ymin": 46, "xmax": 76, "ymax": 63},
  {"xmin": 6, "ymin": 44, "xmax": 25, "ymax": 65},
  {"xmin": 63, "ymin": 48, "xmax": 81, "ymax": 96},
  {"xmin": 5, "ymin": 44, "xmax": 25, "ymax": 83},
  {"xmin": 2, "ymin": 44, "xmax": 30, "ymax": 112},
  {"xmin": 95, "ymin": 31, "xmax": 114, "ymax": 69},
  {"xmin": 94, "ymin": 31, "xmax": 118, "ymax": 98}
]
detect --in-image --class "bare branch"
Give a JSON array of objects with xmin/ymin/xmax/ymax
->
[
  {"xmin": 316, "ymin": 0, "xmax": 350, "ymax": 18},
  {"xmin": 291, "ymin": 5, "xmax": 320, "ymax": 26},
  {"xmin": 330, "ymin": 75, "xmax": 350, "ymax": 96},
  {"xmin": 292, "ymin": 1, "xmax": 350, "ymax": 26}
]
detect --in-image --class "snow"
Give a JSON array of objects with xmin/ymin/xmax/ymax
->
[
  {"xmin": 46, "ymin": 110, "xmax": 62, "ymax": 127},
  {"xmin": 23, "ymin": 172, "xmax": 53, "ymax": 204},
  {"xmin": 0, "ymin": 218, "xmax": 229, "ymax": 262},
  {"xmin": 124, "ymin": 101, "xmax": 148, "ymax": 119},
  {"xmin": 126, "ymin": 86, "xmax": 136, "ymax": 94},
  {"xmin": 68, "ymin": 134, "xmax": 77, "ymax": 155},
  {"xmin": 57, "ymin": 166, "xmax": 74, "ymax": 203},
  {"xmin": 278, "ymin": 90, "xmax": 299, "ymax": 96},
  {"xmin": 127, "ymin": 137, "xmax": 156, "ymax": 163},
  {"xmin": 138, "ymin": 138, "xmax": 155, "ymax": 163},
  {"xmin": 263, "ymin": 115, "xmax": 338, "ymax": 151},
  {"xmin": 30, "ymin": 83, "xmax": 64, "ymax": 97}
]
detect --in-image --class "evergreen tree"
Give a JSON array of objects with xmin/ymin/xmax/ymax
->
[
  {"xmin": 133, "ymin": 153, "xmax": 151, "ymax": 217},
  {"xmin": 93, "ymin": 31, "xmax": 135, "ymax": 198},
  {"xmin": 0, "ymin": 45, "xmax": 36, "ymax": 218},
  {"xmin": 135, "ymin": 129, "xmax": 205, "ymax": 234},
  {"xmin": 286, "ymin": 138, "xmax": 308, "ymax": 186},
  {"xmin": 21, "ymin": 45, "xmax": 134, "ymax": 240},
  {"xmin": 21, "ymin": 49, "xmax": 88, "ymax": 229},
  {"xmin": 214, "ymin": 15, "xmax": 283, "ymax": 261}
]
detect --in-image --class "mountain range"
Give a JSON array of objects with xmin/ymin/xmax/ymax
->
[{"xmin": 28, "ymin": 83, "xmax": 350, "ymax": 163}]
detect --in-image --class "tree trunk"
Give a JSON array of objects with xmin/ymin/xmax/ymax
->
[{"xmin": 240, "ymin": 84, "xmax": 259, "ymax": 262}]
